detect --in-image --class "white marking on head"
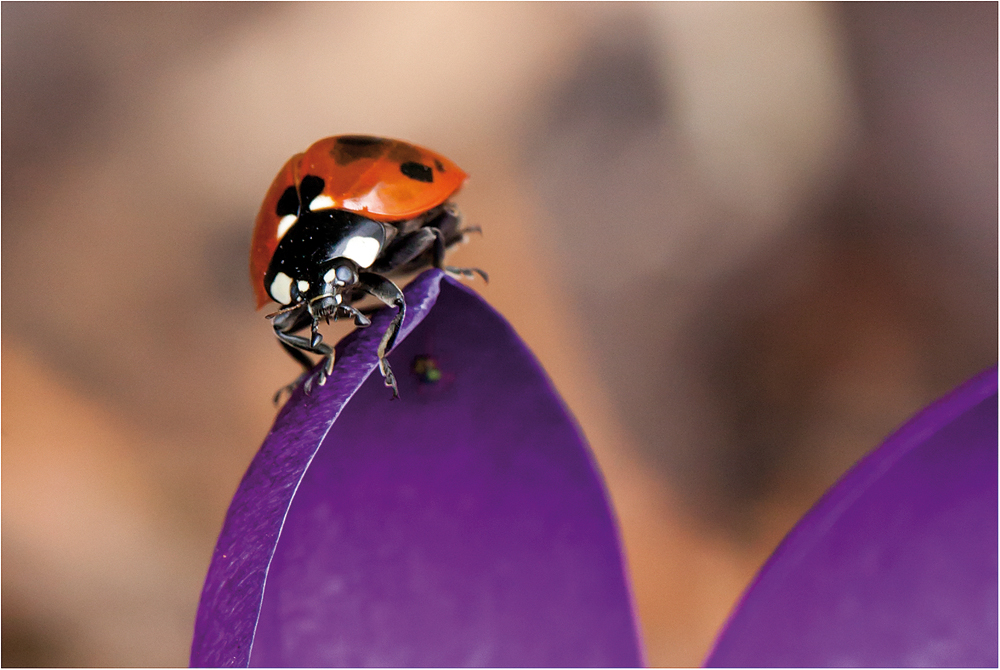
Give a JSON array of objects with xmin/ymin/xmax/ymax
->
[
  {"xmin": 323, "ymin": 268, "xmax": 337, "ymax": 283},
  {"xmin": 309, "ymin": 194, "xmax": 335, "ymax": 211},
  {"xmin": 270, "ymin": 272, "xmax": 294, "ymax": 305},
  {"xmin": 341, "ymin": 236, "xmax": 381, "ymax": 268},
  {"xmin": 276, "ymin": 214, "xmax": 297, "ymax": 240},
  {"xmin": 297, "ymin": 280, "xmax": 310, "ymax": 293}
]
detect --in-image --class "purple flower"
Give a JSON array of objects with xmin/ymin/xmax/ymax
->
[
  {"xmin": 190, "ymin": 269, "xmax": 643, "ymax": 667},
  {"xmin": 706, "ymin": 367, "xmax": 998, "ymax": 667}
]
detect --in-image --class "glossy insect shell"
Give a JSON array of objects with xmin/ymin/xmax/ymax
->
[{"xmin": 250, "ymin": 135, "xmax": 468, "ymax": 308}]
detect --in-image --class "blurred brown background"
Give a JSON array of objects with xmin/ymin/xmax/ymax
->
[{"xmin": 2, "ymin": 2, "xmax": 996, "ymax": 666}]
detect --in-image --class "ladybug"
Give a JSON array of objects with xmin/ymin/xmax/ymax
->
[{"xmin": 250, "ymin": 135, "xmax": 485, "ymax": 400}]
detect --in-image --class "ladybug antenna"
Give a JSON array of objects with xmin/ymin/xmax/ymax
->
[{"xmin": 265, "ymin": 302, "xmax": 303, "ymax": 320}]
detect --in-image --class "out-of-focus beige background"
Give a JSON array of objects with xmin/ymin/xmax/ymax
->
[{"xmin": 3, "ymin": 2, "xmax": 996, "ymax": 666}]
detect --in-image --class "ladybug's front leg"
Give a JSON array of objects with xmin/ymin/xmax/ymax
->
[
  {"xmin": 356, "ymin": 272, "xmax": 406, "ymax": 399},
  {"xmin": 270, "ymin": 309, "xmax": 335, "ymax": 401},
  {"xmin": 335, "ymin": 303, "xmax": 371, "ymax": 328}
]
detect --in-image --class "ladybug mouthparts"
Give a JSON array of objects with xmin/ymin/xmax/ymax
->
[{"xmin": 307, "ymin": 294, "xmax": 340, "ymax": 321}]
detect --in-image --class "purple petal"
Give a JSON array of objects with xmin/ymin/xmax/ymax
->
[
  {"xmin": 191, "ymin": 269, "xmax": 643, "ymax": 667},
  {"xmin": 705, "ymin": 367, "xmax": 998, "ymax": 667}
]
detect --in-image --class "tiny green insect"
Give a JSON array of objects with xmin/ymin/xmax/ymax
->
[{"xmin": 412, "ymin": 355, "xmax": 444, "ymax": 384}]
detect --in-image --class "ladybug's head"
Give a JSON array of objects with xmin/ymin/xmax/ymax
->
[{"xmin": 303, "ymin": 258, "xmax": 360, "ymax": 322}]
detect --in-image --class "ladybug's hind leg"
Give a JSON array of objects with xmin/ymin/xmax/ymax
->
[{"xmin": 434, "ymin": 205, "xmax": 483, "ymax": 245}]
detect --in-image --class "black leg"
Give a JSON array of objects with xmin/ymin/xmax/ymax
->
[
  {"xmin": 371, "ymin": 227, "xmax": 443, "ymax": 274},
  {"xmin": 273, "ymin": 324, "xmax": 334, "ymax": 359},
  {"xmin": 337, "ymin": 303, "xmax": 371, "ymax": 327},
  {"xmin": 428, "ymin": 212, "xmax": 488, "ymax": 281},
  {"xmin": 374, "ymin": 225, "xmax": 488, "ymax": 284},
  {"xmin": 271, "ymin": 314, "xmax": 336, "ymax": 402},
  {"xmin": 357, "ymin": 272, "xmax": 406, "ymax": 398}
]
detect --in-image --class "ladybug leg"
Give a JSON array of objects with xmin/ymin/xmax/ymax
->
[
  {"xmin": 458, "ymin": 225, "xmax": 483, "ymax": 240},
  {"xmin": 373, "ymin": 226, "xmax": 488, "ymax": 283},
  {"xmin": 444, "ymin": 266, "xmax": 489, "ymax": 283},
  {"xmin": 274, "ymin": 329, "xmax": 335, "ymax": 394},
  {"xmin": 273, "ymin": 327, "xmax": 333, "ymax": 361},
  {"xmin": 271, "ymin": 341, "xmax": 318, "ymax": 405},
  {"xmin": 370, "ymin": 227, "xmax": 443, "ymax": 274},
  {"xmin": 429, "ymin": 204, "xmax": 482, "ymax": 247},
  {"xmin": 271, "ymin": 307, "xmax": 331, "ymax": 361},
  {"xmin": 375, "ymin": 204, "xmax": 462, "ymax": 271},
  {"xmin": 335, "ymin": 303, "xmax": 372, "ymax": 327},
  {"xmin": 356, "ymin": 272, "xmax": 406, "ymax": 399},
  {"xmin": 271, "ymin": 313, "xmax": 336, "ymax": 401},
  {"xmin": 424, "ymin": 212, "xmax": 488, "ymax": 282}
]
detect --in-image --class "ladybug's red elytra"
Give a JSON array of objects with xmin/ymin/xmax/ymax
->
[{"xmin": 250, "ymin": 135, "xmax": 485, "ymax": 401}]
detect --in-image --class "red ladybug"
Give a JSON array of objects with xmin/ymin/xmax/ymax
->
[{"xmin": 250, "ymin": 135, "xmax": 484, "ymax": 400}]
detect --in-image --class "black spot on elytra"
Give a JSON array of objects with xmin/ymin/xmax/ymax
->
[
  {"xmin": 331, "ymin": 136, "xmax": 389, "ymax": 165},
  {"xmin": 400, "ymin": 161, "xmax": 434, "ymax": 183},
  {"xmin": 276, "ymin": 186, "xmax": 299, "ymax": 216},
  {"xmin": 387, "ymin": 142, "xmax": 424, "ymax": 165},
  {"xmin": 434, "ymin": 159, "xmax": 445, "ymax": 172},
  {"xmin": 338, "ymin": 135, "xmax": 384, "ymax": 146}
]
